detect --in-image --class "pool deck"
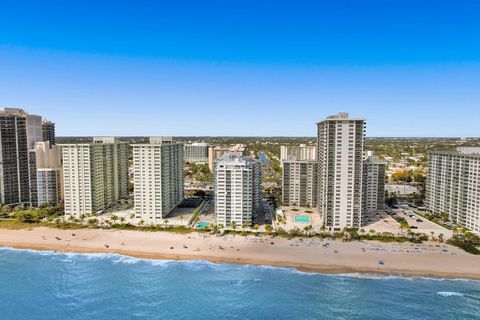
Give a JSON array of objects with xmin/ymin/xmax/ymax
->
[
  {"xmin": 294, "ymin": 215, "xmax": 311, "ymax": 223},
  {"xmin": 279, "ymin": 206, "xmax": 323, "ymax": 232}
]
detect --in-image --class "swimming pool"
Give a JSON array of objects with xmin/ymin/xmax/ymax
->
[
  {"xmin": 295, "ymin": 215, "xmax": 310, "ymax": 223},
  {"xmin": 196, "ymin": 222, "xmax": 209, "ymax": 229}
]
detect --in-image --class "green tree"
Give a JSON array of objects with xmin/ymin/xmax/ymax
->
[{"xmin": 265, "ymin": 224, "xmax": 273, "ymax": 233}]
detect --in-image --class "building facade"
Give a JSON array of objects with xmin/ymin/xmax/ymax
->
[
  {"xmin": 0, "ymin": 108, "xmax": 32, "ymax": 205},
  {"xmin": 184, "ymin": 143, "xmax": 209, "ymax": 163},
  {"xmin": 29, "ymin": 141, "xmax": 63, "ymax": 207},
  {"xmin": 317, "ymin": 112, "xmax": 365, "ymax": 231},
  {"xmin": 280, "ymin": 144, "xmax": 316, "ymax": 162},
  {"xmin": 42, "ymin": 120, "xmax": 55, "ymax": 145},
  {"xmin": 208, "ymin": 144, "xmax": 249, "ymax": 172},
  {"xmin": 282, "ymin": 159, "xmax": 317, "ymax": 207},
  {"xmin": 214, "ymin": 155, "xmax": 261, "ymax": 228},
  {"xmin": 426, "ymin": 147, "xmax": 480, "ymax": 235},
  {"xmin": 26, "ymin": 113, "xmax": 43, "ymax": 149},
  {"xmin": 61, "ymin": 137, "xmax": 129, "ymax": 217},
  {"xmin": 133, "ymin": 137, "xmax": 184, "ymax": 224},
  {"xmin": 362, "ymin": 154, "xmax": 386, "ymax": 215}
]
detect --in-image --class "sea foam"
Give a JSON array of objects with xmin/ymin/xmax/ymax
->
[{"xmin": 437, "ymin": 291, "xmax": 465, "ymax": 297}]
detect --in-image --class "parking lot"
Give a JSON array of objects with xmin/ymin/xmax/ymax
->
[
  {"xmin": 362, "ymin": 205, "xmax": 453, "ymax": 239},
  {"xmin": 394, "ymin": 205, "xmax": 453, "ymax": 238},
  {"xmin": 363, "ymin": 211, "xmax": 401, "ymax": 234}
]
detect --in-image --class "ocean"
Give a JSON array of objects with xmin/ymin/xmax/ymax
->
[{"xmin": 1, "ymin": 247, "xmax": 479, "ymax": 320}]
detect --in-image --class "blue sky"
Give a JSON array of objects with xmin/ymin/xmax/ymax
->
[{"xmin": 1, "ymin": 0, "xmax": 479, "ymax": 137}]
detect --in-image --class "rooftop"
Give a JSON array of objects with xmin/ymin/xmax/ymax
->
[{"xmin": 317, "ymin": 112, "xmax": 366, "ymax": 123}]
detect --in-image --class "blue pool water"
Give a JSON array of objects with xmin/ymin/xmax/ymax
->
[
  {"xmin": 295, "ymin": 215, "xmax": 310, "ymax": 223},
  {"xmin": 1, "ymin": 247, "xmax": 480, "ymax": 320},
  {"xmin": 196, "ymin": 221, "xmax": 209, "ymax": 229}
]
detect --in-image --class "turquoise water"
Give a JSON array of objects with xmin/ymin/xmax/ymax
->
[
  {"xmin": 1, "ymin": 247, "xmax": 480, "ymax": 319},
  {"xmin": 196, "ymin": 222, "xmax": 209, "ymax": 229},
  {"xmin": 295, "ymin": 215, "xmax": 310, "ymax": 223}
]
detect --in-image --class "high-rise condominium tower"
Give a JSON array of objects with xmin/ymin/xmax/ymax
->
[
  {"xmin": 317, "ymin": 112, "xmax": 365, "ymax": 231},
  {"xmin": 0, "ymin": 108, "xmax": 30, "ymax": 205},
  {"xmin": 61, "ymin": 137, "xmax": 129, "ymax": 217},
  {"xmin": 184, "ymin": 143, "xmax": 209, "ymax": 163},
  {"xmin": 133, "ymin": 137, "xmax": 184, "ymax": 224},
  {"xmin": 362, "ymin": 153, "xmax": 386, "ymax": 216},
  {"xmin": 0, "ymin": 108, "xmax": 49, "ymax": 206},
  {"xmin": 282, "ymin": 158, "xmax": 318, "ymax": 207},
  {"xmin": 426, "ymin": 147, "xmax": 480, "ymax": 235},
  {"xmin": 42, "ymin": 120, "xmax": 55, "ymax": 145},
  {"xmin": 29, "ymin": 141, "xmax": 63, "ymax": 207},
  {"xmin": 208, "ymin": 144, "xmax": 249, "ymax": 172},
  {"xmin": 214, "ymin": 154, "xmax": 262, "ymax": 228},
  {"xmin": 280, "ymin": 145, "xmax": 316, "ymax": 162}
]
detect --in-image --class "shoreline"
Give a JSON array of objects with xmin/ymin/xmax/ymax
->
[{"xmin": 1, "ymin": 227, "xmax": 480, "ymax": 280}]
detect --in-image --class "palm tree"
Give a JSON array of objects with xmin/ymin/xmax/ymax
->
[
  {"xmin": 88, "ymin": 218, "xmax": 98, "ymax": 227},
  {"xmin": 211, "ymin": 224, "xmax": 218, "ymax": 234},
  {"xmin": 303, "ymin": 225, "xmax": 312, "ymax": 235},
  {"xmin": 231, "ymin": 221, "xmax": 237, "ymax": 231},
  {"xmin": 438, "ymin": 233, "xmax": 444, "ymax": 243},
  {"xmin": 452, "ymin": 226, "xmax": 459, "ymax": 236},
  {"xmin": 464, "ymin": 232, "xmax": 474, "ymax": 246}
]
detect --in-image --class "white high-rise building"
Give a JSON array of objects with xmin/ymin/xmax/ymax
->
[
  {"xmin": 133, "ymin": 137, "xmax": 184, "ymax": 224},
  {"xmin": 214, "ymin": 155, "xmax": 261, "ymax": 228},
  {"xmin": 61, "ymin": 137, "xmax": 129, "ymax": 217},
  {"xmin": 282, "ymin": 159, "xmax": 318, "ymax": 207},
  {"xmin": 426, "ymin": 147, "xmax": 480, "ymax": 235},
  {"xmin": 362, "ymin": 153, "xmax": 386, "ymax": 216},
  {"xmin": 280, "ymin": 144, "xmax": 316, "ymax": 161},
  {"xmin": 208, "ymin": 144, "xmax": 249, "ymax": 172},
  {"xmin": 29, "ymin": 141, "xmax": 63, "ymax": 207},
  {"xmin": 317, "ymin": 112, "xmax": 365, "ymax": 231},
  {"xmin": 184, "ymin": 143, "xmax": 209, "ymax": 163}
]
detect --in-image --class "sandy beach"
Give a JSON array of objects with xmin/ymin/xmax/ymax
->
[{"xmin": 1, "ymin": 227, "xmax": 479, "ymax": 280}]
